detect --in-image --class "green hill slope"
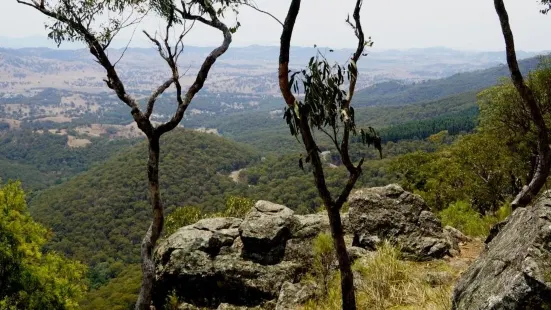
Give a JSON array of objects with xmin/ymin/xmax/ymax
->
[
  {"xmin": 29, "ymin": 129, "xmax": 259, "ymax": 268},
  {"xmin": 355, "ymin": 56, "xmax": 544, "ymax": 106},
  {"xmin": 0, "ymin": 130, "xmax": 139, "ymax": 190}
]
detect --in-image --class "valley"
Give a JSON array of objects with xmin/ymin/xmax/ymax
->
[{"xmin": 1, "ymin": 37, "xmax": 550, "ymax": 310}]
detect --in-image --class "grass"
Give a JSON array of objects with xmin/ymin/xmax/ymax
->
[{"xmin": 302, "ymin": 242, "xmax": 460, "ymax": 310}]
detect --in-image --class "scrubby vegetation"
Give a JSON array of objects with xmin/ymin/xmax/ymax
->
[{"xmin": 304, "ymin": 241, "xmax": 465, "ymax": 310}]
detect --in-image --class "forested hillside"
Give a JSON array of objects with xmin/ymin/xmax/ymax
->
[
  {"xmin": 0, "ymin": 130, "xmax": 139, "ymax": 190},
  {"xmin": 28, "ymin": 130, "xmax": 258, "ymax": 282},
  {"xmin": 354, "ymin": 56, "xmax": 543, "ymax": 106}
]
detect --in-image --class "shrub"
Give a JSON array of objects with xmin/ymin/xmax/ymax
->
[
  {"xmin": 440, "ymin": 201, "xmax": 512, "ymax": 237},
  {"xmin": 439, "ymin": 201, "xmax": 492, "ymax": 237},
  {"xmin": 164, "ymin": 206, "xmax": 202, "ymax": 236},
  {"xmin": 223, "ymin": 196, "xmax": 255, "ymax": 218},
  {"xmin": 304, "ymin": 242, "xmax": 455, "ymax": 310},
  {"xmin": 354, "ymin": 242, "xmax": 413, "ymax": 309},
  {"xmin": 312, "ymin": 233, "xmax": 336, "ymax": 294}
]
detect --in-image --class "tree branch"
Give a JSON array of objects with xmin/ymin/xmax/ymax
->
[
  {"xmin": 156, "ymin": 2, "xmax": 233, "ymax": 135},
  {"xmin": 146, "ymin": 78, "xmax": 175, "ymax": 119},
  {"xmin": 340, "ymin": 0, "xmax": 366, "ymax": 175},
  {"xmin": 241, "ymin": 2, "xmax": 283, "ymax": 27},
  {"xmin": 494, "ymin": 0, "xmax": 551, "ymax": 208},
  {"xmin": 279, "ymin": 0, "xmax": 301, "ymax": 108}
]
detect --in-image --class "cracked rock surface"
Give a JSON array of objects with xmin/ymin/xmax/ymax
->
[
  {"xmin": 348, "ymin": 184, "xmax": 452, "ymax": 260},
  {"xmin": 452, "ymin": 196, "xmax": 551, "ymax": 310}
]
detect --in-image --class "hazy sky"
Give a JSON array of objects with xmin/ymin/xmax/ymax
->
[{"xmin": 1, "ymin": 0, "xmax": 550, "ymax": 51}]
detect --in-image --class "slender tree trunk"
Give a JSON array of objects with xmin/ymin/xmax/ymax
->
[
  {"xmin": 297, "ymin": 118, "xmax": 357, "ymax": 310},
  {"xmin": 494, "ymin": 0, "xmax": 551, "ymax": 209},
  {"xmin": 327, "ymin": 205, "xmax": 356, "ymax": 310},
  {"xmin": 136, "ymin": 134, "xmax": 164, "ymax": 310}
]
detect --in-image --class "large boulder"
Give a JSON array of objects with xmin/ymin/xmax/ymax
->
[
  {"xmin": 239, "ymin": 201, "xmax": 300, "ymax": 265},
  {"xmin": 452, "ymin": 196, "xmax": 551, "ymax": 310},
  {"xmin": 153, "ymin": 201, "xmax": 330, "ymax": 309},
  {"xmin": 348, "ymin": 184, "xmax": 451, "ymax": 260}
]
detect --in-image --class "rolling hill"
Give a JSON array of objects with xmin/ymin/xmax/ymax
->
[
  {"xmin": 28, "ymin": 129, "xmax": 259, "ymax": 269},
  {"xmin": 354, "ymin": 55, "xmax": 546, "ymax": 106}
]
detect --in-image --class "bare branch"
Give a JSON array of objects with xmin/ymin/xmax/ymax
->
[
  {"xmin": 494, "ymin": 0, "xmax": 551, "ymax": 208},
  {"xmin": 279, "ymin": 0, "xmax": 301, "ymax": 108},
  {"xmin": 156, "ymin": 1, "xmax": 233, "ymax": 135},
  {"xmin": 241, "ymin": 1, "xmax": 283, "ymax": 27},
  {"xmin": 146, "ymin": 78, "xmax": 175, "ymax": 119}
]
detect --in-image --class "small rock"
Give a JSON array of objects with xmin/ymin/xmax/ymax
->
[
  {"xmin": 275, "ymin": 281, "xmax": 318, "ymax": 310},
  {"xmin": 424, "ymin": 271, "xmax": 454, "ymax": 287}
]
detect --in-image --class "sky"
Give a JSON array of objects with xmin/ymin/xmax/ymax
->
[{"xmin": 0, "ymin": 0, "xmax": 550, "ymax": 51}]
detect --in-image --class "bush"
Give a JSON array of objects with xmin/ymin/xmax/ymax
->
[
  {"xmin": 439, "ymin": 201, "xmax": 512, "ymax": 237},
  {"xmin": 164, "ymin": 206, "xmax": 202, "ymax": 236},
  {"xmin": 354, "ymin": 242, "xmax": 413, "ymax": 309},
  {"xmin": 223, "ymin": 196, "xmax": 255, "ymax": 218}
]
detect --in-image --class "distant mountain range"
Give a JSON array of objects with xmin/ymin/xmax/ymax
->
[{"xmin": 0, "ymin": 43, "xmax": 547, "ymax": 96}]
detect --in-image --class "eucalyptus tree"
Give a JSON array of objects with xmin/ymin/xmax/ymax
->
[
  {"xmin": 16, "ymin": 0, "xmax": 243, "ymax": 308},
  {"xmin": 278, "ymin": 1, "xmax": 381, "ymax": 309},
  {"xmin": 493, "ymin": 0, "xmax": 551, "ymax": 209}
]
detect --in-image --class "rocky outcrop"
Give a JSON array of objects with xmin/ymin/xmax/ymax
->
[
  {"xmin": 452, "ymin": 196, "xmax": 551, "ymax": 310},
  {"xmin": 155, "ymin": 186, "xmax": 454, "ymax": 309},
  {"xmin": 153, "ymin": 201, "xmax": 328, "ymax": 309},
  {"xmin": 348, "ymin": 184, "xmax": 451, "ymax": 260}
]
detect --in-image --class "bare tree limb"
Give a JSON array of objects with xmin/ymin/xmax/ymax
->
[
  {"xmin": 494, "ymin": 0, "xmax": 551, "ymax": 209},
  {"xmin": 241, "ymin": 1, "xmax": 283, "ymax": 27}
]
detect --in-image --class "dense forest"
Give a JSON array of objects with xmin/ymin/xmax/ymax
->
[{"xmin": 1, "ymin": 0, "xmax": 551, "ymax": 308}]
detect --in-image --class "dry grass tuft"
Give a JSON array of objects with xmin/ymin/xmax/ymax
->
[{"xmin": 302, "ymin": 241, "xmax": 468, "ymax": 310}]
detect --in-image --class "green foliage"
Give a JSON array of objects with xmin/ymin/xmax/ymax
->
[
  {"xmin": 0, "ymin": 130, "xmax": 139, "ymax": 191},
  {"xmin": 80, "ymin": 264, "xmax": 141, "ymax": 310},
  {"xmin": 440, "ymin": 201, "xmax": 512, "ymax": 238},
  {"xmin": 379, "ymin": 107, "xmax": 478, "ymax": 142},
  {"xmin": 284, "ymin": 52, "xmax": 381, "ymax": 156},
  {"xmin": 223, "ymin": 196, "xmax": 255, "ymax": 218},
  {"xmin": 312, "ymin": 233, "xmax": 335, "ymax": 294},
  {"xmin": 164, "ymin": 206, "xmax": 203, "ymax": 236},
  {"xmin": 390, "ymin": 130, "xmax": 521, "ymax": 212},
  {"xmin": 242, "ymin": 154, "xmax": 396, "ymax": 214},
  {"xmin": 0, "ymin": 182, "xmax": 87, "ymax": 310},
  {"xmin": 439, "ymin": 201, "xmax": 495, "ymax": 237},
  {"xmin": 28, "ymin": 130, "xmax": 258, "ymax": 274}
]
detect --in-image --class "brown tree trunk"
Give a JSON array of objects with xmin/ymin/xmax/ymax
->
[
  {"xmin": 135, "ymin": 134, "xmax": 164, "ymax": 310},
  {"xmin": 494, "ymin": 0, "xmax": 551, "ymax": 209},
  {"xmin": 327, "ymin": 206, "xmax": 356, "ymax": 310},
  {"xmin": 297, "ymin": 117, "xmax": 357, "ymax": 310}
]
